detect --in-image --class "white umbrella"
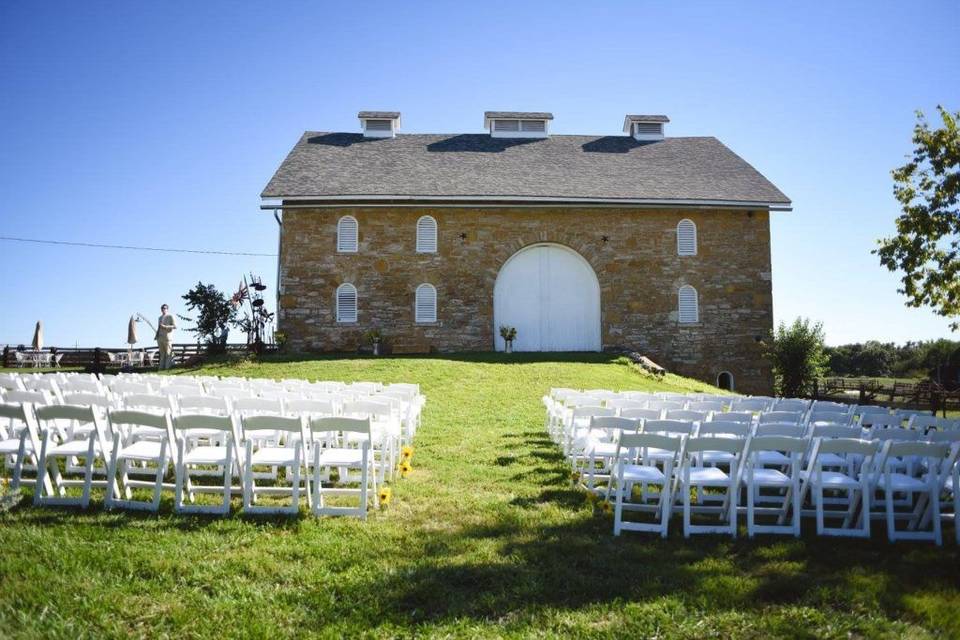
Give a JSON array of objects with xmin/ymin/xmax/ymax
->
[
  {"xmin": 127, "ymin": 315, "xmax": 138, "ymax": 362},
  {"xmin": 31, "ymin": 321, "xmax": 43, "ymax": 351}
]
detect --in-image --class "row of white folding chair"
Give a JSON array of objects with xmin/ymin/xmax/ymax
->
[
  {"xmin": 606, "ymin": 429, "xmax": 959, "ymax": 543},
  {"xmin": 0, "ymin": 402, "xmax": 379, "ymax": 517}
]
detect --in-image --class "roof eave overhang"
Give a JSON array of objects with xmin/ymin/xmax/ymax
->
[{"xmin": 260, "ymin": 194, "xmax": 792, "ymax": 211}]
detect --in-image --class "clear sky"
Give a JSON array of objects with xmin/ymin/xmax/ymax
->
[{"xmin": 1, "ymin": 1, "xmax": 958, "ymax": 348}]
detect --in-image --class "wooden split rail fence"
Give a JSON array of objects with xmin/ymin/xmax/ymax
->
[
  {"xmin": 2, "ymin": 343, "xmax": 275, "ymax": 370},
  {"xmin": 812, "ymin": 377, "xmax": 960, "ymax": 416}
]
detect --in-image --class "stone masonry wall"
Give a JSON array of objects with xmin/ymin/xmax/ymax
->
[{"xmin": 278, "ymin": 206, "xmax": 775, "ymax": 394}]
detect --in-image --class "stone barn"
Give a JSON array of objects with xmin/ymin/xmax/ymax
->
[{"xmin": 261, "ymin": 111, "xmax": 790, "ymax": 393}]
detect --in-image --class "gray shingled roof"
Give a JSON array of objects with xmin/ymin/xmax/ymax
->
[
  {"xmin": 625, "ymin": 115, "xmax": 670, "ymax": 123},
  {"xmin": 358, "ymin": 111, "xmax": 400, "ymax": 119},
  {"xmin": 262, "ymin": 132, "xmax": 791, "ymax": 207}
]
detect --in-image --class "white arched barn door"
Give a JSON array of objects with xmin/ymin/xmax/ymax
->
[{"xmin": 493, "ymin": 243, "xmax": 601, "ymax": 352}]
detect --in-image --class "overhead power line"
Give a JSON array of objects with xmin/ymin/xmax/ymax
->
[{"xmin": 0, "ymin": 236, "xmax": 277, "ymax": 257}]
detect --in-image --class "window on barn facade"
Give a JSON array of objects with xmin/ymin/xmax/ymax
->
[
  {"xmin": 416, "ymin": 215, "xmax": 438, "ymax": 253},
  {"xmin": 337, "ymin": 216, "xmax": 358, "ymax": 253},
  {"xmin": 677, "ymin": 219, "xmax": 697, "ymax": 256},
  {"xmin": 415, "ymin": 283, "xmax": 437, "ymax": 323},
  {"xmin": 336, "ymin": 283, "xmax": 357, "ymax": 323},
  {"xmin": 678, "ymin": 285, "xmax": 699, "ymax": 323}
]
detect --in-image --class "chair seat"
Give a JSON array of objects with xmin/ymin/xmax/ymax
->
[
  {"xmin": 184, "ymin": 428, "xmax": 226, "ymax": 441},
  {"xmin": 801, "ymin": 470, "xmax": 859, "ymax": 488},
  {"xmin": 250, "ymin": 446, "xmax": 299, "ymax": 466},
  {"xmin": 818, "ymin": 453, "xmax": 847, "ymax": 468},
  {"xmin": 316, "ymin": 447, "xmax": 365, "ymax": 467},
  {"xmin": 875, "ymin": 473, "xmax": 928, "ymax": 492},
  {"xmin": 687, "ymin": 467, "xmax": 730, "ymax": 485},
  {"xmin": 118, "ymin": 440, "xmax": 163, "ymax": 461},
  {"xmin": 130, "ymin": 426, "xmax": 165, "ymax": 439},
  {"xmin": 643, "ymin": 447, "xmax": 676, "ymax": 462},
  {"xmin": 756, "ymin": 450, "xmax": 790, "ymax": 466},
  {"xmin": 701, "ymin": 451, "xmax": 735, "ymax": 465},
  {"xmin": 743, "ymin": 468, "xmax": 791, "ymax": 486},
  {"xmin": 589, "ymin": 441, "xmax": 618, "ymax": 457},
  {"xmin": 619, "ymin": 464, "xmax": 666, "ymax": 483},
  {"xmin": 0, "ymin": 437, "xmax": 33, "ymax": 454},
  {"xmin": 48, "ymin": 439, "xmax": 101, "ymax": 457},
  {"xmin": 183, "ymin": 446, "xmax": 230, "ymax": 465}
]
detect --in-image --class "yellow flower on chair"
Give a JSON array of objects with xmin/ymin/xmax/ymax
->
[
  {"xmin": 378, "ymin": 487, "xmax": 392, "ymax": 507},
  {"xmin": 401, "ymin": 445, "xmax": 414, "ymax": 460},
  {"xmin": 600, "ymin": 500, "xmax": 613, "ymax": 515},
  {"xmin": 399, "ymin": 461, "xmax": 412, "ymax": 478}
]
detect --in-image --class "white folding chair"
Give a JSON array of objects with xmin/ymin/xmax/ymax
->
[
  {"xmin": 309, "ymin": 417, "xmax": 378, "ymax": 519},
  {"xmin": 172, "ymin": 414, "xmax": 243, "ymax": 515},
  {"xmin": 741, "ymin": 435, "xmax": 806, "ymax": 537},
  {"xmin": 34, "ymin": 404, "xmax": 117, "ymax": 508},
  {"xmin": 0, "ymin": 402, "xmax": 48, "ymax": 493},
  {"xmin": 679, "ymin": 437, "xmax": 745, "ymax": 537},
  {"xmin": 582, "ymin": 416, "xmax": 641, "ymax": 492},
  {"xmin": 105, "ymin": 410, "xmax": 175, "ymax": 512},
  {"xmin": 242, "ymin": 415, "xmax": 309, "ymax": 515},
  {"xmin": 608, "ymin": 431, "xmax": 685, "ymax": 537},
  {"xmin": 800, "ymin": 438, "xmax": 879, "ymax": 538}
]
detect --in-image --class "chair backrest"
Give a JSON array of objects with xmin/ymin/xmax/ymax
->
[
  {"xmin": 754, "ymin": 422, "xmax": 805, "ymax": 437},
  {"xmin": 109, "ymin": 409, "xmax": 170, "ymax": 432},
  {"xmin": 62, "ymin": 392, "xmax": 113, "ymax": 409},
  {"xmin": 642, "ymin": 419, "xmax": 695, "ymax": 435},
  {"xmin": 811, "ymin": 400, "xmax": 852, "ymax": 413},
  {"xmin": 60, "ymin": 378, "xmax": 101, "ymax": 394},
  {"xmin": 856, "ymin": 405, "xmax": 891, "ymax": 418},
  {"xmin": 342, "ymin": 400, "xmax": 394, "ymax": 420},
  {"xmin": 163, "ymin": 384, "xmax": 205, "ymax": 397},
  {"xmin": 605, "ymin": 398, "xmax": 647, "ymax": 411},
  {"xmin": 2, "ymin": 389, "xmax": 51, "ymax": 405},
  {"xmin": 810, "ymin": 424, "xmax": 861, "ymax": 439},
  {"xmin": 646, "ymin": 400, "xmax": 685, "ymax": 412},
  {"xmin": 232, "ymin": 397, "xmax": 283, "ymax": 415},
  {"xmin": 571, "ymin": 406, "xmax": 615, "ymax": 419},
  {"xmin": 122, "ymin": 393, "xmax": 174, "ymax": 413},
  {"xmin": 284, "ymin": 398, "xmax": 337, "ymax": 417},
  {"xmin": 619, "ymin": 431, "xmax": 685, "ymax": 454},
  {"xmin": 926, "ymin": 430, "xmax": 960, "ymax": 443},
  {"xmin": 685, "ymin": 436, "xmax": 746, "ymax": 454},
  {"xmin": 619, "ymin": 407, "xmax": 662, "ymax": 421},
  {"xmin": 242, "ymin": 414, "xmax": 307, "ymax": 442},
  {"xmin": 687, "ymin": 401, "xmax": 725, "ymax": 412},
  {"xmin": 589, "ymin": 416, "xmax": 640, "ymax": 432},
  {"xmin": 665, "ymin": 409, "xmax": 708, "ymax": 423},
  {"xmin": 0, "ymin": 376, "xmax": 23, "ymax": 391},
  {"xmin": 807, "ymin": 411, "xmax": 852, "ymax": 426},
  {"xmin": 882, "ymin": 440, "xmax": 950, "ymax": 462},
  {"xmin": 172, "ymin": 413, "xmax": 238, "ymax": 435},
  {"xmin": 773, "ymin": 399, "xmax": 809, "ymax": 413},
  {"xmin": 758, "ymin": 411, "xmax": 803, "ymax": 425},
  {"xmin": 176, "ymin": 395, "xmax": 230, "ymax": 415},
  {"xmin": 871, "ymin": 429, "xmax": 922, "ymax": 443},
  {"xmin": 746, "ymin": 435, "xmax": 808, "ymax": 456},
  {"xmin": 814, "ymin": 437, "xmax": 878, "ymax": 457},
  {"xmin": 20, "ymin": 376, "xmax": 59, "ymax": 396},
  {"xmin": 697, "ymin": 420, "xmax": 750, "ymax": 437},
  {"xmin": 859, "ymin": 413, "xmax": 902, "ymax": 430},
  {"xmin": 110, "ymin": 380, "xmax": 153, "ymax": 396},
  {"xmin": 0, "ymin": 402, "xmax": 44, "ymax": 456},
  {"xmin": 717, "ymin": 411, "xmax": 754, "ymax": 424},
  {"xmin": 309, "ymin": 416, "xmax": 371, "ymax": 438},
  {"xmin": 732, "ymin": 398, "xmax": 772, "ymax": 413}
]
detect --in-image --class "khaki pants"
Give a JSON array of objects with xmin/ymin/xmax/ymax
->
[{"xmin": 157, "ymin": 340, "xmax": 174, "ymax": 370}]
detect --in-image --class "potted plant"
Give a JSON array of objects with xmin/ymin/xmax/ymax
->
[
  {"xmin": 363, "ymin": 328, "xmax": 383, "ymax": 355},
  {"xmin": 499, "ymin": 325, "xmax": 517, "ymax": 353},
  {"xmin": 273, "ymin": 330, "xmax": 288, "ymax": 352}
]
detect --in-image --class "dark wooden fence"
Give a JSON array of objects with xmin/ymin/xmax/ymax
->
[
  {"xmin": 2, "ymin": 343, "xmax": 276, "ymax": 370},
  {"xmin": 811, "ymin": 377, "xmax": 960, "ymax": 416}
]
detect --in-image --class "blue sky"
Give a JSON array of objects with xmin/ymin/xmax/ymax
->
[{"xmin": 1, "ymin": 1, "xmax": 958, "ymax": 348}]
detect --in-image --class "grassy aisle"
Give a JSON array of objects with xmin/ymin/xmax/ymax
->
[{"xmin": 0, "ymin": 354, "xmax": 958, "ymax": 638}]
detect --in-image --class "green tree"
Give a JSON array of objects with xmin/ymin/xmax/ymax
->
[
  {"xmin": 876, "ymin": 107, "xmax": 960, "ymax": 328},
  {"xmin": 766, "ymin": 318, "xmax": 828, "ymax": 397},
  {"xmin": 181, "ymin": 282, "xmax": 236, "ymax": 352}
]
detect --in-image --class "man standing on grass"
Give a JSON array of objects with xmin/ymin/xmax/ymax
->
[{"xmin": 155, "ymin": 303, "xmax": 177, "ymax": 370}]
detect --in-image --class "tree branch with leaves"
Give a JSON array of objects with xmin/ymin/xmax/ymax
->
[{"xmin": 875, "ymin": 106, "xmax": 960, "ymax": 329}]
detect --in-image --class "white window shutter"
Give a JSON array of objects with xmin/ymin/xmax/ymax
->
[
  {"xmin": 338, "ymin": 216, "xmax": 358, "ymax": 252},
  {"xmin": 677, "ymin": 219, "xmax": 697, "ymax": 256},
  {"xmin": 416, "ymin": 215, "xmax": 438, "ymax": 253},
  {"xmin": 634, "ymin": 122, "xmax": 663, "ymax": 136},
  {"xmin": 364, "ymin": 119, "xmax": 392, "ymax": 131},
  {"xmin": 336, "ymin": 283, "xmax": 357, "ymax": 323},
  {"xmin": 520, "ymin": 120, "xmax": 545, "ymax": 132},
  {"xmin": 415, "ymin": 284, "xmax": 437, "ymax": 323},
  {"xmin": 678, "ymin": 285, "xmax": 699, "ymax": 323},
  {"xmin": 493, "ymin": 119, "xmax": 520, "ymax": 132}
]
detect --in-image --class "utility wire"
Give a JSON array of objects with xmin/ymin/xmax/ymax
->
[{"xmin": 0, "ymin": 235, "xmax": 277, "ymax": 257}]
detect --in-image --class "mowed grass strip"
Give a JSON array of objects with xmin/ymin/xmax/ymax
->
[{"xmin": 0, "ymin": 353, "xmax": 957, "ymax": 639}]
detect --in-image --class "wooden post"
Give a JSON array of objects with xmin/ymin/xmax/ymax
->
[
  {"xmin": 2, "ymin": 346, "xmax": 8, "ymax": 368},
  {"xmin": 812, "ymin": 379, "xmax": 819, "ymax": 400}
]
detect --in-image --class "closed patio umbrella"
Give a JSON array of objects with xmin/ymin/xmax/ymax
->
[
  {"xmin": 31, "ymin": 321, "xmax": 43, "ymax": 351},
  {"xmin": 127, "ymin": 315, "xmax": 137, "ymax": 362}
]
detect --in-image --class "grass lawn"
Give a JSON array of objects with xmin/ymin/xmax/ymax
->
[{"xmin": 1, "ymin": 353, "xmax": 958, "ymax": 638}]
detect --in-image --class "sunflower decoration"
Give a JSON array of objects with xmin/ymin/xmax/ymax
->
[
  {"xmin": 401, "ymin": 445, "xmax": 414, "ymax": 461},
  {"xmin": 378, "ymin": 487, "xmax": 392, "ymax": 508},
  {"xmin": 599, "ymin": 500, "xmax": 613, "ymax": 516},
  {"xmin": 570, "ymin": 470, "xmax": 581, "ymax": 487},
  {"xmin": 399, "ymin": 460, "xmax": 412, "ymax": 478}
]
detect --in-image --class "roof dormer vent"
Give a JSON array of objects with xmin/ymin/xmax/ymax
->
[
  {"xmin": 623, "ymin": 114, "xmax": 669, "ymax": 141},
  {"xmin": 484, "ymin": 111, "xmax": 553, "ymax": 138},
  {"xmin": 359, "ymin": 111, "xmax": 401, "ymax": 138}
]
